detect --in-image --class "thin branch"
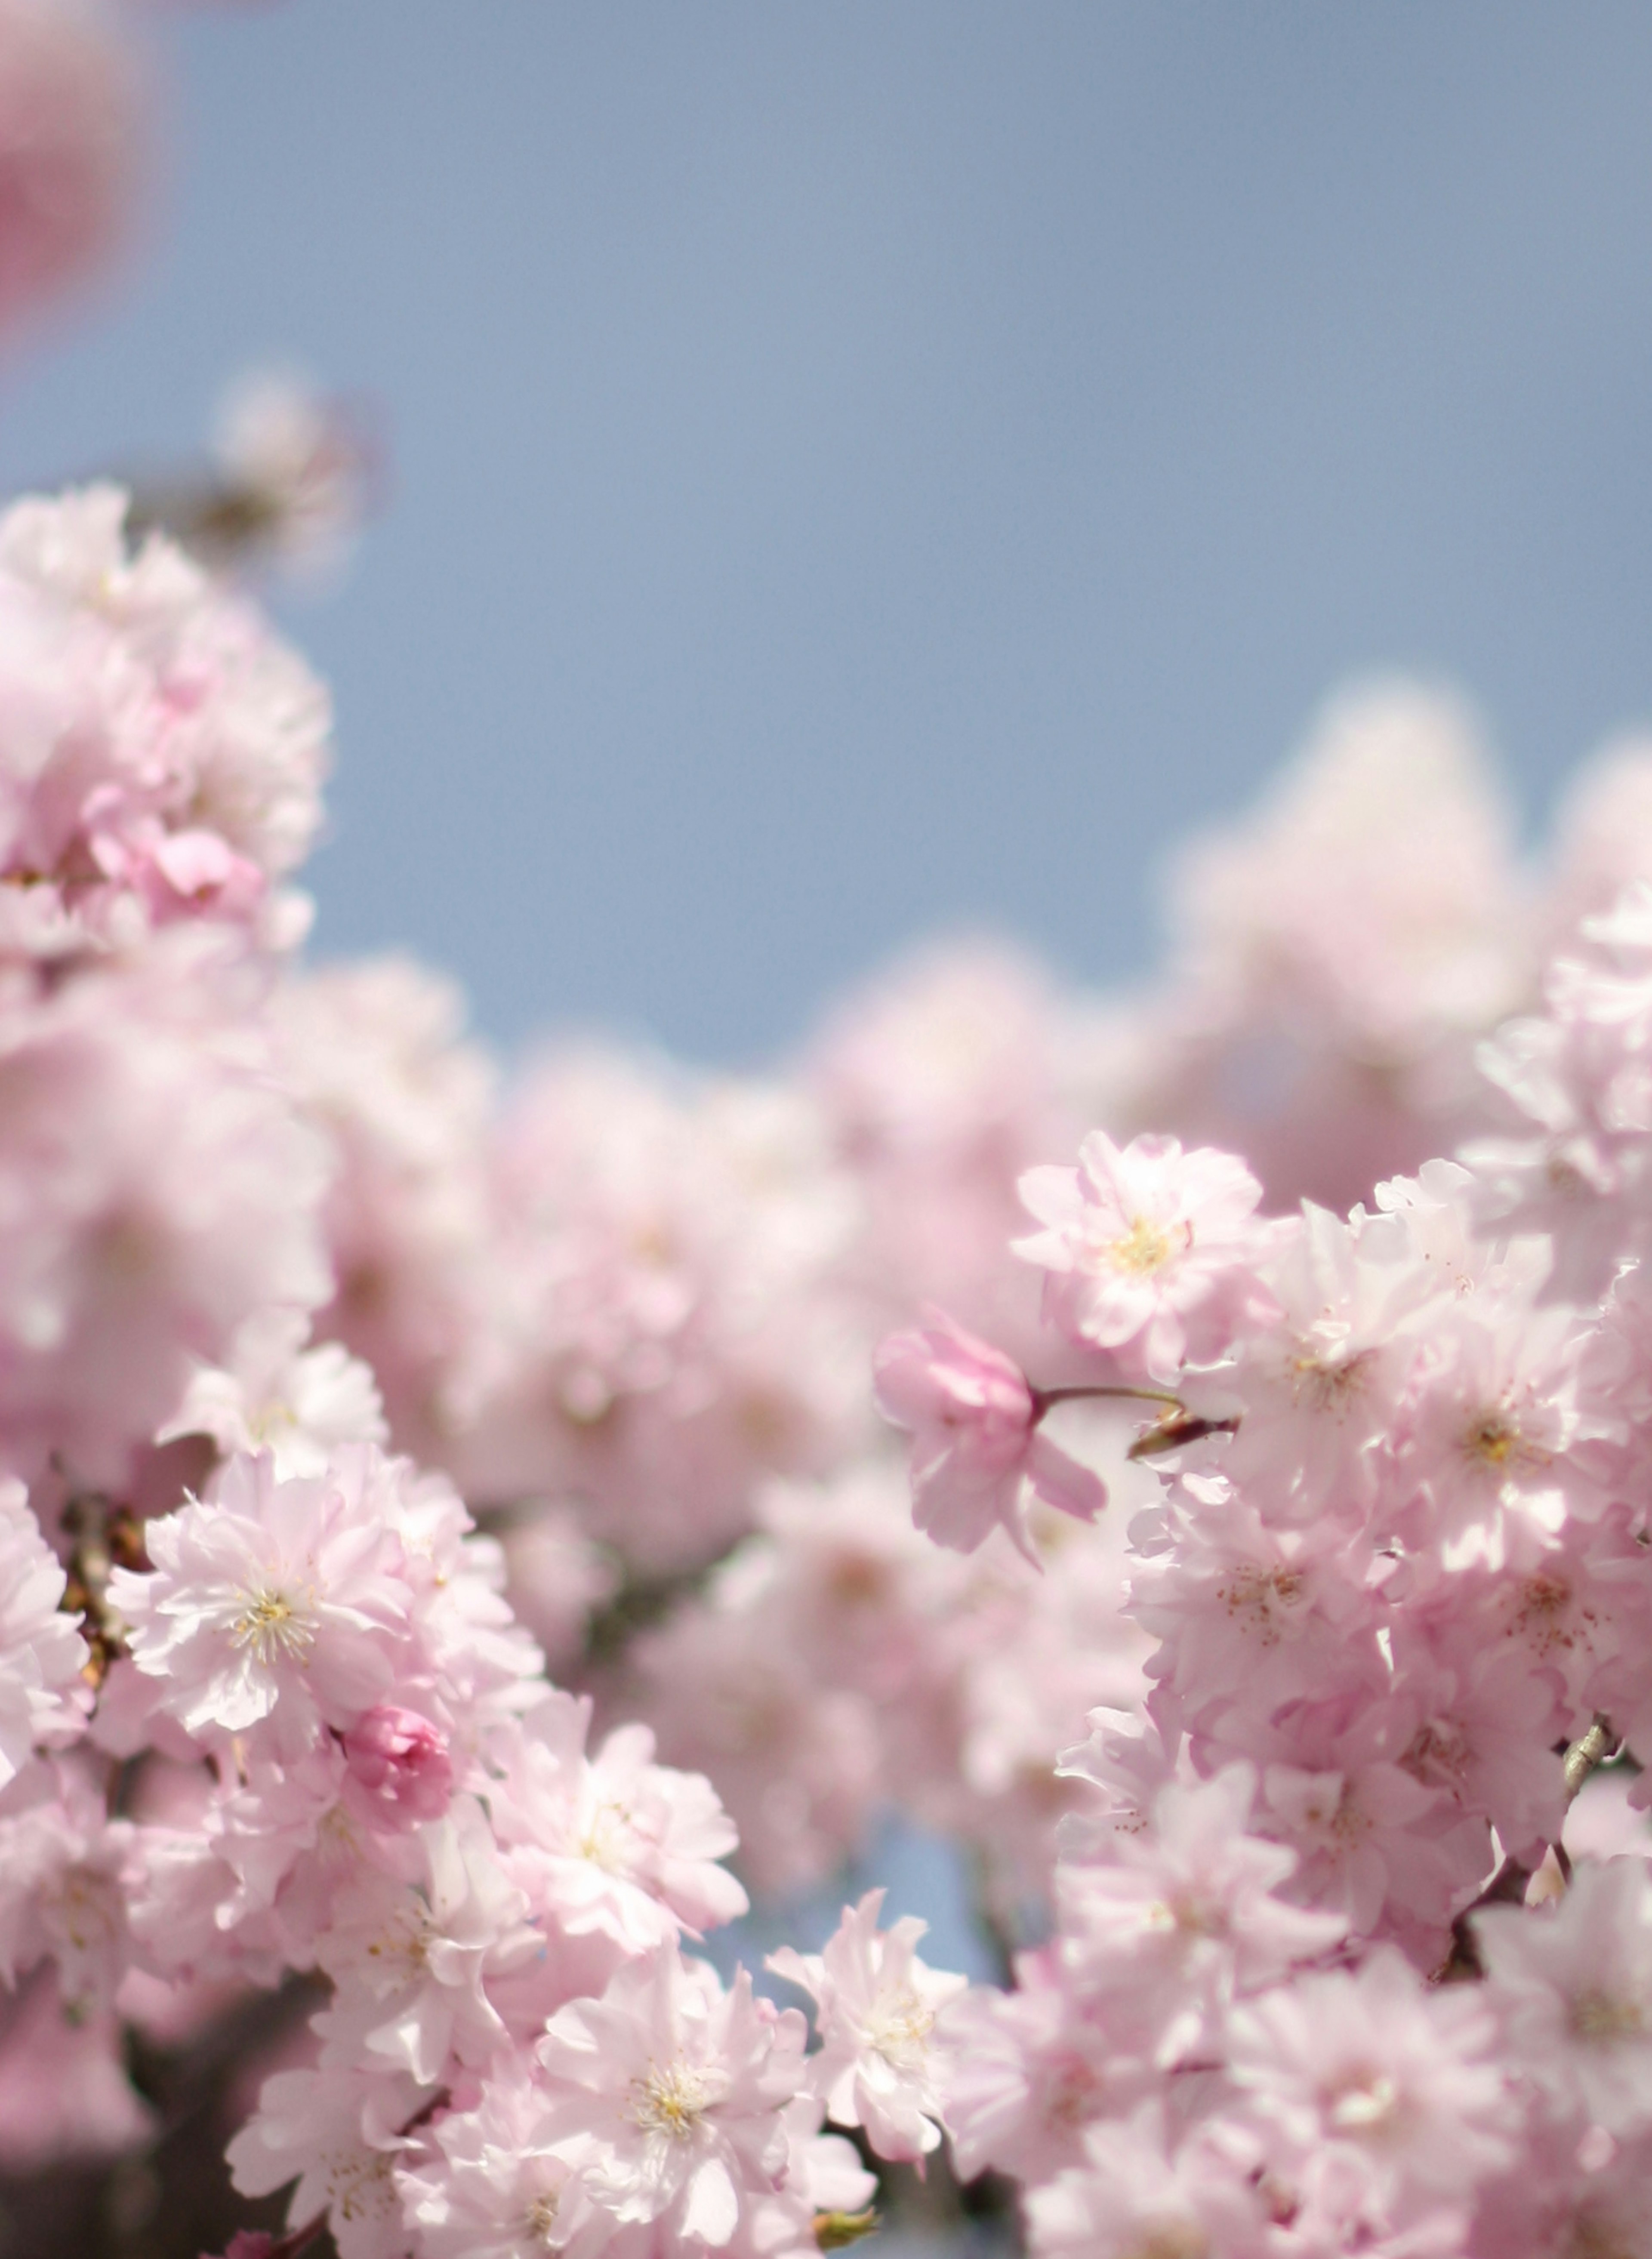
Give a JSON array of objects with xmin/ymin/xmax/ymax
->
[
  {"xmin": 1030, "ymin": 1382, "xmax": 1184, "ymax": 1415},
  {"xmin": 1563, "ymin": 1715, "xmax": 1617, "ymax": 1801}
]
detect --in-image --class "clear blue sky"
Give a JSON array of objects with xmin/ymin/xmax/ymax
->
[{"xmin": 3, "ymin": 2, "xmax": 1650, "ymax": 1060}]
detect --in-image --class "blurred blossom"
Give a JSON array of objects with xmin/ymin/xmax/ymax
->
[{"xmin": 0, "ymin": 0, "xmax": 142, "ymax": 346}]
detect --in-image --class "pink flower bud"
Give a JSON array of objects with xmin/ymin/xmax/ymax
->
[{"xmin": 340, "ymin": 1705, "xmax": 453, "ymax": 1828}]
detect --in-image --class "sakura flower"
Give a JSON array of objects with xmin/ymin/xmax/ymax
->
[
  {"xmin": 873, "ymin": 1308, "xmax": 1105, "ymax": 1561},
  {"xmin": 0, "ymin": 484, "xmax": 332, "ymax": 954},
  {"xmin": 1224, "ymin": 1948, "xmax": 1518, "ymax": 2239},
  {"xmin": 1053, "ymin": 1704, "xmax": 1186, "ymax": 1856},
  {"xmin": 1383, "ymin": 1633, "xmax": 1568, "ymax": 1860},
  {"xmin": 0, "ymin": 1758, "xmax": 132, "ymax": 2018},
  {"xmin": 1024, "ymin": 2101, "xmax": 1245, "ymax": 2259},
  {"xmin": 0, "ymin": 1477, "xmax": 86, "ymax": 1783},
  {"xmin": 0, "ymin": 0, "xmax": 142, "ymax": 344},
  {"xmin": 630, "ymin": 1544, "xmax": 885, "ymax": 1900},
  {"xmin": 536, "ymin": 1949, "xmax": 806, "ymax": 2247},
  {"xmin": 1130, "ymin": 1476, "xmax": 1387, "ymax": 1736},
  {"xmin": 160, "ymin": 1306, "xmax": 388, "ymax": 1481},
  {"xmin": 1383, "ymin": 1296, "xmax": 1597, "ymax": 1567},
  {"xmin": 275, "ymin": 954, "xmax": 496, "ymax": 1473},
  {"xmin": 210, "ymin": 367, "xmax": 376, "ymax": 582},
  {"xmin": 0, "ymin": 946, "xmax": 331, "ymax": 1485},
  {"xmin": 398, "ymin": 2066, "xmax": 608, "ymax": 2259},
  {"xmin": 741, "ymin": 2107, "xmax": 879, "ymax": 2259},
  {"xmin": 1257, "ymin": 1738, "xmax": 1476, "ymax": 1945},
  {"xmin": 138, "ymin": 1738, "xmax": 357, "ymax": 1974},
  {"xmin": 1057, "ymin": 1765, "xmax": 1345, "ymax": 2064},
  {"xmin": 1476, "ymin": 1856, "xmax": 1652, "ymax": 2136},
  {"xmin": 315, "ymin": 1801, "xmax": 532, "ymax": 2084},
  {"xmin": 1015, "ymin": 1130, "xmax": 1278, "ymax": 1380},
  {"xmin": 227, "ymin": 2062, "xmax": 433, "ymax": 2259},
  {"xmin": 1210, "ymin": 1194, "xmax": 1432, "ymax": 1519},
  {"xmin": 937, "ymin": 1948, "xmax": 1150, "ymax": 2184},
  {"xmin": 489, "ymin": 1691, "xmax": 748, "ymax": 1952},
  {"xmin": 108, "ymin": 1447, "xmax": 414, "ymax": 1758},
  {"xmin": 768, "ymin": 1888, "xmax": 967, "ymax": 2162},
  {"xmin": 499, "ymin": 1504, "xmax": 620, "ymax": 1676}
]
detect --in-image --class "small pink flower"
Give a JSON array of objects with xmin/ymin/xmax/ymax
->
[
  {"xmin": 873, "ymin": 1308, "xmax": 1105, "ymax": 1562},
  {"xmin": 340, "ymin": 1705, "xmax": 453, "ymax": 1829},
  {"xmin": 1016, "ymin": 1131, "xmax": 1277, "ymax": 1380},
  {"xmin": 768, "ymin": 1887, "xmax": 967, "ymax": 2161}
]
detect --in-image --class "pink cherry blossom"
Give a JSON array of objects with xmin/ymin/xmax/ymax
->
[
  {"xmin": 1476, "ymin": 1857, "xmax": 1652, "ymax": 2137},
  {"xmin": 1225, "ymin": 1947, "xmax": 1519, "ymax": 2241},
  {"xmin": 536, "ymin": 1951, "xmax": 807, "ymax": 2248},
  {"xmin": 768, "ymin": 1889, "xmax": 966, "ymax": 2162},
  {"xmin": 396, "ymin": 2067, "xmax": 609, "ymax": 2259},
  {"xmin": 874, "ymin": 1308, "xmax": 1105, "ymax": 1560},
  {"xmin": 0, "ymin": 1478, "xmax": 86, "ymax": 1783},
  {"xmin": 228, "ymin": 2062, "xmax": 432, "ymax": 2259},
  {"xmin": 109, "ymin": 1448, "xmax": 414, "ymax": 1758},
  {"xmin": 487, "ymin": 1690, "xmax": 748, "ymax": 1951},
  {"xmin": 0, "ymin": 0, "xmax": 142, "ymax": 344},
  {"xmin": 1015, "ymin": 1130, "xmax": 1279, "ymax": 1380}
]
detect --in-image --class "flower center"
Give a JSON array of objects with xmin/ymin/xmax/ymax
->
[
  {"xmin": 364, "ymin": 1903, "xmax": 432, "ymax": 1981},
  {"xmin": 1461, "ymin": 1407, "xmax": 1550, "ymax": 1478},
  {"xmin": 632, "ymin": 2057, "xmax": 723, "ymax": 2139},
  {"xmin": 579, "ymin": 1801, "xmax": 634, "ymax": 1871},
  {"xmin": 1121, "ymin": 2228, "xmax": 1207, "ymax": 2259},
  {"xmin": 1157, "ymin": 1888, "xmax": 1238, "ymax": 1942},
  {"xmin": 527, "ymin": 2191, "xmax": 561, "ymax": 2244},
  {"xmin": 1214, "ymin": 1562, "xmax": 1304, "ymax": 1645},
  {"xmin": 1106, "ymin": 1215, "xmax": 1177, "ymax": 1276},
  {"xmin": 1289, "ymin": 1346, "xmax": 1374, "ymax": 1414},
  {"xmin": 1328, "ymin": 2068, "xmax": 1400, "ymax": 2134},
  {"xmin": 325, "ymin": 2145, "xmax": 397, "ymax": 2227},
  {"xmin": 1571, "ymin": 1988, "xmax": 1645, "ymax": 2045},
  {"xmin": 51, "ymin": 1865, "xmax": 122, "ymax": 1955},
  {"xmin": 866, "ymin": 1986, "xmax": 935, "ymax": 2070},
  {"xmin": 230, "ymin": 1586, "xmax": 314, "ymax": 1664},
  {"xmin": 1466, "ymin": 1415, "xmax": 1518, "ymax": 1465},
  {"xmin": 1400, "ymin": 1718, "xmax": 1471, "ymax": 1792}
]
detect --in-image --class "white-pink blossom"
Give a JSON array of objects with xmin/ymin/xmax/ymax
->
[
  {"xmin": 108, "ymin": 1448, "xmax": 414, "ymax": 1757},
  {"xmin": 0, "ymin": 1478, "xmax": 86, "ymax": 1782},
  {"xmin": 768, "ymin": 1889, "xmax": 966, "ymax": 2161},
  {"xmin": 1477, "ymin": 1857, "xmax": 1652, "ymax": 2137},
  {"xmin": 489, "ymin": 1691, "xmax": 748, "ymax": 1952},
  {"xmin": 1015, "ymin": 1130, "xmax": 1278, "ymax": 1380},
  {"xmin": 535, "ymin": 1950, "xmax": 806, "ymax": 2248}
]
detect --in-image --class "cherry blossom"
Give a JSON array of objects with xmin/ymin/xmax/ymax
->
[
  {"xmin": 535, "ymin": 1950, "xmax": 807, "ymax": 2247},
  {"xmin": 768, "ymin": 1889, "xmax": 967, "ymax": 2161},
  {"xmin": 109, "ymin": 1448, "xmax": 414, "ymax": 1757},
  {"xmin": 18, "ymin": 121, "xmax": 1652, "ymax": 2252},
  {"xmin": 1015, "ymin": 1129, "xmax": 1279, "ymax": 1380},
  {"xmin": 0, "ymin": 1478, "xmax": 86, "ymax": 1781},
  {"xmin": 873, "ymin": 1307, "xmax": 1105, "ymax": 1561},
  {"xmin": 0, "ymin": 0, "xmax": 142, "ymax": 344}
]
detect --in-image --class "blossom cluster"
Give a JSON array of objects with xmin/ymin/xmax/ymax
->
[
  {"xmin": 14, "ymin": 11, "xmax": 1652, "ymax": 2253},
  {"xmin": 0, "ymin": 475, "xmax": 977, "ymax": 2259},
  {"xmin": 15, "ymin": 434, "xmax": 1652, "ymax": 2255},
  {"xmin": 868, "ymin": 887, "xmax": 1652, "ymax": 2253}
]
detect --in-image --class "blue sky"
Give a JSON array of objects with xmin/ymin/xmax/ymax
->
[{"xmin": 4, "ymin": 3, "xmax": 1651, "ymax": 1059}]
